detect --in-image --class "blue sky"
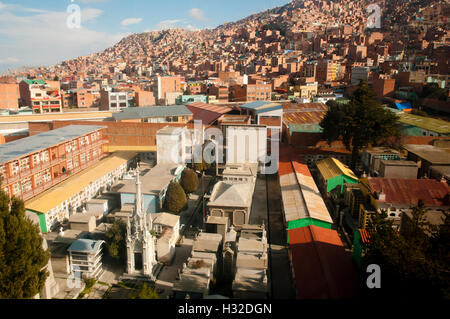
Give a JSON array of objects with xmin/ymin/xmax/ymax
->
[{"xmin": 0, "ymin": 0, "xmax": 290, "ymax": 73}]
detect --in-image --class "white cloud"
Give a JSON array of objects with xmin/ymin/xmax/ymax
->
[
  {"xmin": 0, "ymin": 57, "xmax": 19, "ymax": 64},
  {"xmin": 0, "ymin": 1, "xmax": 47, "ymax": 13},
  {"xmin": 0, "ymin": 7, "xmax": 125, "ymax": 68},
  {"xmin": 121, "ymin": 17, "xmax": 143, "ymax": 26},
  {"xmin": 188, "ymin": 8, "xmax": 207, "ymax": 21},
  {"xmin": 156, "ymin": 19, "xmax": 182, "ymax": 30},
  {"xmin": 185, "ymin": 24, "xmax": 199, "ymax": 31}
]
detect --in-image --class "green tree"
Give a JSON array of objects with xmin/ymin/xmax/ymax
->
[
  {"xmin": 180, "ymin": 168, "xmax": 199, "ymax": 195},
  {"xmin": 319, "ymin": 81, "xmax": 402, "ymax": 169},
  {"xmin": 0, "ymin": 187, "xmax": 50, "ymax": 298},
  {"xmin": 164, "ymin": 182, "xmax": 187, "ymax": 214},
  {"xmin": 194, "ymin": 160, "xmax": 210, "ymax": 173},
  {"xmin": 105, "ymin": 219, "xmax": 127, "ymax": 262},
  {"xmin": 361, "ymin": 200, "xmax": 450, "ymax": 298},
  {"xmin": 129, "ymin": 282, "xmax": 160, "ymax": 299}
]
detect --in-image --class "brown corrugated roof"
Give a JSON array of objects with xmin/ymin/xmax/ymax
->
[
  {"xmin": 289, "ymin": 226, "xmax": 359, "ymax": 299},
  {"xmin": 368, "ymin": 178, "xmax": 450, "ymax": 207},
  {"xmin": 283, "ymin": 111, "xmax": 327, "ymax": 126}
]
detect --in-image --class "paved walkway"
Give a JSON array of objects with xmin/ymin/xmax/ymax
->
[
  {"xmin": 249, "ymin": 176, "xmax": 268, "ymax": 225},
  {"xmin": 266, "ymin": 174, "xmax": 296, "ymax": 299}
]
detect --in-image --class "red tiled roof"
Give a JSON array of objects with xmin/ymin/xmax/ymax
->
[
  {"xmin": 368, "ymin": 178, "xmax": 450, "ymax": 207},
  {"xmin": 288, "ymin": 226, "xmax": 359, "ymax": 299}
]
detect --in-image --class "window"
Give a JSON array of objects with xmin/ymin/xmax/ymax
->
[
  {"xmin": 10, "ymin": 161, "xmax": 19, "ymax": 176},
  {"xmin": 80, "ymin": 153, "xmax": 86, "ymax": 165},
  {"xmin": 73, "ymin": 157, "xmax": 79, "ymax": 168},
  {"xmin": 43, "ymin": 169, "xmax": 51, "ymax": 183},
  {"xmin": 19, "ymin": 157, "xmax": 30, "ymax": 172},
  {"xmin": 34, "ymin": 171, "xmax": 43, "ymax": 187},
  {"xmin": 67, "ymin": 159, "xmax": 73, "ymax": 170},
  {"xmin": 32, "ymin": 154, "xmax": 40, "ymax": 166},
  {"xmin": 0, "ymin": 165, "xmax": 6, "ymax": 179},
  {"xmin": 12, "ymin": 183, "xmax": 21, "ymax": 195},
  {"xmin": 40, "ymin": 151, "xmax": 49, "ymax": 163},
  {"xmin": 21, "ymin": 177, "xmax": 33, "ymax": 193}
]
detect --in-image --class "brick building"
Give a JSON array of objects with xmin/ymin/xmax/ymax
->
[
  {"xmin": 230, "ymin": 81, "xmax": 272, "ymax": 102},
  {"xmin": 0, "ymin": 125, "xmax": 107, "ymax": 202},
  {"xmin": 154, "ymin": 76, "xmax": 182, "ymax": 105},
  {"xmin": 135, "ymin": 90, "xmax": 156, "ymax": 107},
  {"xmin": 0, "ymin": 83, "xmax": 19, "ymax": 110},
  {"xmin": 19, "ymin": 79, "xmax": 62, "ymax": 113}
]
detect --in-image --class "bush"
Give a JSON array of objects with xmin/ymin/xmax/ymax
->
[
  {"xmin": 180, "ymin": 169, "xmax": 199, "ymax": 194},
  {"xmin": 129, "ymin": 282, "xmax": 160, "ymax": 299},
  {"xmin": 164, "ymin": 182, "xmax": 187, "ymax": 214},
  {"xmin": 194, "ymin": 160, "xmax": 210, "ymax": 173}
]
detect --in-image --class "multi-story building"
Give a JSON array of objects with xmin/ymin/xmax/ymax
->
[
  {"xmin": 154, "ymin": 75, "xmax": 182, "ymax": 105},
  {"xmin": 135, "ymin": 90, "xmax": 156, "ymax": 107},
  {"xmin": 372, "ymin": 75, "xmax": 396, "ymax": 99},
  {"xmin": 74, "ymin": 88, "xmax": 99, "ymax": 108},
  {"xmin": 19, "ymin": 79, "xmax": 62, "ymax": 113},
  {"xmin": 230, "ymin": 81, "xmax": 272, "ymax": 102},
  {"xmin": 316, "ymin": 60, "xmax": 338, "ymax": 83},
  {"xmin": 351, "ymin": 66, "xmax": 371, "ymax": 85},
  {"xmin": 208, "ymin": 85, "xmax": 229, "ymax": 102},
  {"xmin": 0, "ymin": 125, "xmax": 107, "ymax": 202},
  {"xmin": 295, "ymin": 82, "xmax": 318, "ymax": 99},
  {"xmin": 99, "ymin": 89, "xmax": 129, "ymax": 111},
  {"xmin": 0, "ymin": 83, "xmax": 20, "ymax": 110},
  {"xmin": 302, "ymin": 62, "xmax": 317, "ymax": 79}
]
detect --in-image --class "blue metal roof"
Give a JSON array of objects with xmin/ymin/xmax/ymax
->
[
  {"xmin": 68, "ymin": 239, "xmax": 104, "ymax": 253},
  {"xmin": 255, "ymin": 105, "xmax": 283, "ymax": 115},
  {"xmin": 241, "ymin": 101, "xmax": 274, "ymax": 109},
  {"xmin": 395, "ymin": 102, "xmax": 412, "ymax": 110}
]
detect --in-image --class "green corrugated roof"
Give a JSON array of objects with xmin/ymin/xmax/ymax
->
[
  {"xmin": 398, "ymin": 113, "xmax": 450, "ymax": 134},
  {"xmin": 289, "ymin": 123, "xmax": 323, "ymax": 133},
  {"xmin": 24, "ymin": 79, "xmax": 46, "ymax": 85}
]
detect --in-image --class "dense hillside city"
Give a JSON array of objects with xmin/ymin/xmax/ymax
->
[{"xmin": 0, "ymin": 0, "xmax": 449, "ymax": 305}]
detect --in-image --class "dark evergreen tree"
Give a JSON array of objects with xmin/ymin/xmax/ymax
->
[
  {"xmin": 319, "ymin": 81, "xmax": 402, "ymax": 169},
  {"xmin": 164, "ymin": 182, "xmax": 187, "ymax": 214},
  {"xmin": 180, "ymin": 168, "xmax": 199, "ymax": 195},
  {"xmin": 0, "ymin": 186, "xmax": 50, "ymax": 298}
]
